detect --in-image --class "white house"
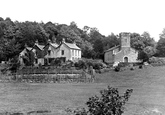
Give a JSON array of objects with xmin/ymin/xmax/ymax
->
[
  {"xmin": 56, "ymin": 39, "xmax": 81, "ymax": 61},
  {"xmin": 19, "ymin": 38, "xmax": 81, "ymax": 66}
]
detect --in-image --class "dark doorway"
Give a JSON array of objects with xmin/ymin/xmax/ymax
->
[{"xmin": 124, "ymin": 57, "xmax": 128, "ymax": 63}]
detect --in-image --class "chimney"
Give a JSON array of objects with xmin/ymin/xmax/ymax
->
[
  {"xmin": 48, "ymin": 39, "xmax": 51, "ymax": 43},
  {"xmin": 35, "ymin": 39, "xmax": 39, "ymax": 45},
  {"xmin": 73, "ymin": 40, "xmax": 76, "ymax": 44},
  {"xmin": 52, "ymin": 35, "xmax": 56, "ymax": 43},
  {"xmin": 62, "ymin": 38, "xmax": 65, "ymax": 43},
  {"xmin": 25, "ymin": 43, "xmax": 28, "ymax": 48}
]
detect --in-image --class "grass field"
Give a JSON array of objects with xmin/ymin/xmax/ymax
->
[{"xmin": 0, "ymin": 66, "xmax": 165, "ymax": 114}]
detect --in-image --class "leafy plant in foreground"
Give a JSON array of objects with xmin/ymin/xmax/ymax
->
[{"xmin": 66, "ymin": 86, "xmax": 133, "ymax": 115}]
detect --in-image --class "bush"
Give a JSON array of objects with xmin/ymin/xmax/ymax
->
[
  {"xmin": 66, "ymin": 86, "xmax": 133, "ymax": 115},
  {"xmin": 74, "ymin": 60, "xmax": 87, "ymax": 69},
  {"xmin": 85, "ymin": 59, "xmax": 106, "ymax": 70},
  {"xmin": 149, "ymin": 57, "xmax": 165, "ymax": 66},
  {"xmin": 118, "ymin": 62, "xmax": 129, "ymax": 68},
  {"xmin": 114, "ymin": 66, "xmax": 120, "ymax": 72},
  {"xmin": 74, "ymin": 59, "xmax": 107, "ymax": 71}
]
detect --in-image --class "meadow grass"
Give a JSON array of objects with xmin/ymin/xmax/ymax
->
[{"xmin": 0, "ymin": 66, "xmax": 164, "ymax": 114}]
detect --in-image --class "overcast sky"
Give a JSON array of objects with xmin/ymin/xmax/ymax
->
[{"xmin": 1, "ymin": 0, "xmax": 165, "ymax": 41}]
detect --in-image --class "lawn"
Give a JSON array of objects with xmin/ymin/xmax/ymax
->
[{"xmin": 0, "ymin": 66, "xmax": 165, "ymax": 114}]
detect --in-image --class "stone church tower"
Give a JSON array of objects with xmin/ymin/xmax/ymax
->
[
  {"xmin": 104, "ymin": 32, "xmax": 138, "ymax": 64},
  {"xmin": 121, "ymin": 33, "xmax": 130, "ymax": 48}
]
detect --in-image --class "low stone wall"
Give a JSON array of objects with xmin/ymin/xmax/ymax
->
[
  {"xmin": 11, "ymin": 73, "xmax": 94, "ymax": 83},
  {"xmin": 17, "ymin": 68, "xmax": 83, "ymax": 74}
]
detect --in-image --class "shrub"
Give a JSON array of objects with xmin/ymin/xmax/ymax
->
[
  {"xmin": 118, "ymin": 62, "xmax": 129, "ymax": 68},
  {"xmin": 86, "ymin": 60, "xmax": 105, "ymax": 70},
  {"xmin": 66, "ymin": 86, "xmax": 133, "ymax": 115},
  {"xmin": 93, "ymin": 62, "xmax": 102, "ymax": 70},
  {"xmin": 86, "ymin": 86, "xmax": 133, "ymax": 115},
  {"xmin": 148, "ymin": 57, "xmax": 165, "ymax": 66},
  {"xmin": 74, "ymin": 60, "xmax": 87, "ymax": 69},
  {"xmin": 114, "ymin": 66, "xmax": 120, "ymax": 72},
  {"xmin": 50, "ymin": 58, "xmax": 62, "ymax": 66}
]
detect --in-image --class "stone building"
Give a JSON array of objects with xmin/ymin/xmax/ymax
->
[
  {"xmin": 104, "ymin": 33, "xmax": 138, "ymax": 65},
  {"xmin": 19, "ymin": 38, "xmax": 81, "ymax": 66}
]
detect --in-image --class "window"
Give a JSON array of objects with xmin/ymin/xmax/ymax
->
[
  {"xmin": 61, "ymin": 50, "xmax": 64, "ymax": 55},
  {"xmin": 48, "ymin": 50, "xmax": 51, "ymax": 56},
  {"xmin": 72, "ymin": 50, "xmax": 74, "ymax": 56},
  {"xmin": 35, "ymin": 59, "xmax": 38, "ymax": 64},
  {"xmin": 75, "ymin": 50, "xmax": 77, "ymax": 56}
]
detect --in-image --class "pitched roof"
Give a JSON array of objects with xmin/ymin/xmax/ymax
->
[
  {"xmin": 64, "ymin": 42, "xmax": 81, "ymax": 50},
  {"xmin": 35, "ymin": 44, "xmax": 44, "ymax": 50},
  {"xmin": 104, "ymin": 45, "xmax": 120, "ymax": 52},
  {"xmin": 26, "ymin": 47, "xmax": 33, "ymax": 51},
  {"xmin": 50, "ymin": 43, "xmax": 59, "ymax": 48}
]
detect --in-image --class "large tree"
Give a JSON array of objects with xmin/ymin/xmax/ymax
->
[
  {"xmin": 102, "ymin": 33, "xmax": 119, "ymax": 51},
  {"xmin": 156, "ymin": 28, "xmax": 165, "ymax": 57},
  {"xmin": 130, "ymin": 32, "xmax": 156, "ymax": 51}
]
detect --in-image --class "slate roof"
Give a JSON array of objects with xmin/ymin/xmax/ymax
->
[
  {"xmin": 64, "ymin": 42, "xmax": 81, "ymax": 50},
  {"xmin": 104, "ymin": 45, "xmax": 120, "ymax": 52},
  {"xmin": 35, "ymin": 44, "xmax": 44, "ymax": 50},
  {"xmin": 50, "ymin": 43, "xmax": 59, "ymax": 48},
  {"xmin": 26, "ymin": 47, "xmax": 33, "ymax": 51}
]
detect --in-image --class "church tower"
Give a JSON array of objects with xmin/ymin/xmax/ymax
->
[{"xmin": 121, "ymin": 33, "xmax": 130, "ymax": 48}]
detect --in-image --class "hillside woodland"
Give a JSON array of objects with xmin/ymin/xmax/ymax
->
[{"xmin": 0, "ymin": 17, "xmax": 164, "ymax": 63}]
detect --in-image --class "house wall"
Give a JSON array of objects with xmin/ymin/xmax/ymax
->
[
  {"xmin": 71, "ymin": 49, "xmax": 81, "ymax": 61},
  {"xmin": 44, "ymin": 45, "xmax": 57, "ymax": 59},
  {"xmin": 33, "ymin": 46, "xmax": 44, "ymax": 58},
  {"xmin": 19, "ymin": 49, "xmax": 27, "ymax": 66},
  {"xmin": 113, "ymin": 48, "xmax": 120, "ymax": 54},
  {"xmin": 56, "ymin": 44, "xmax": 71, "ymax": 61},
  {"xmin": 104, "ymin": 50, "xmax": 114, "ymax": 63},
  {"xmin": 34, "ymin": 58, "xmax": 44, "ymax": 66},
  {"xmin": 38, "ymin": 59, "xmax": 44, "ymax": 65},
  {"xmin": 114, "ymin": 47, "xmax": 138, "ymax": 63}
]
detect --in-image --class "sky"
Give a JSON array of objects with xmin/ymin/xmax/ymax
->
[{"xmin": 1, "ymin": 0, "xmax": 165, "ymax": 41}]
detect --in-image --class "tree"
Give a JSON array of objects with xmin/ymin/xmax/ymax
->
[
  {"xmin": 156, "ymin": 28, "xmax": 165, "ymax": 57},
  {"xmin": 130, "ymin": 32, "xmax": 156, "ymax": 51},
  {"xmin": 44, "ymin": 21, "xmax": 59, "ymax": 42},
  {"xmin": 103, "ymin": 33, "xmax": 119, "ymax": 51},
  {"xmin": 22, "ymin": 50, "xmax": 35, "ymax": 66},
  {"xmin": 138, "ymin": 50, "xmax": 149, "ymax": 62},
  {"xmin": 141, "ymin": 31, "xmax": 155, "ymax": 47},
  {"xmin": 93, "ymin": 39, "xmax": 104, "ymax": 59},
  {"xmin": 0, "ymin": 17, "xmax": 4, "ymax": 21},
  {"xmin": 138, "ymin": 46, "xmax": 157, "ymax": 62},
  {"xmin": 89, "ymin": 28, "xmax": 105, "ymax": 59}
]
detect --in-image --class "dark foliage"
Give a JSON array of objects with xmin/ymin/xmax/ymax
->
[
  {"xmin": 66, "ymin": 86, "xmax": 133, "ymax": 115},
  {"xmin": 0, "ymin": 17, "xmax": 157, "ymax": 68}
]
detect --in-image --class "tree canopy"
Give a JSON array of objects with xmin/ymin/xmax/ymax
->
[{"xmin": 0, "ymin": 17, "xmax": 160, "ymax": 62}]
